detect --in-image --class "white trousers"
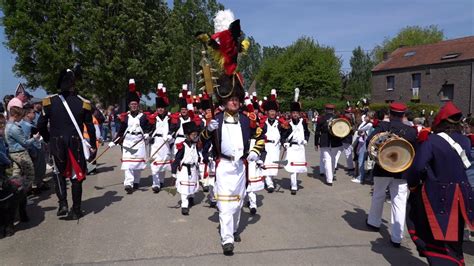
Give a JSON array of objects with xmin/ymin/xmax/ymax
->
[
  {"xmin": 180, "ymin": 193, "xmax": 194, "ymax": 208},
  {"xmin": 220, "ymin": 200, "xmax": 243, "ymax": 244},
  {"xmin": 321, "ymin": 147, "xmax": 339, "ymax": 183},
  {"xmin": 265, "ymin": 175, "xmax": 275, "ymax": 188},
  {"xmin": 216, "ymin": 160, "xmax": 246, "ymax": 245},
  {"xmin": 124, "ymin": 169, "xmax": 141, "ymax": 186},
  {"xmin": 367, "ymin": 176, "xmax": 408, "ymax": 243},
  {"xmin": 152, "ymin": 172, "xmax": 165, "ymax": 188},
  {"xmin": 335, "ymin": 143, "xmax": 354, "ymax": 170},
  {"xmin": 247, "ymin": 191, "xmax": 257, "ymax": 209},
  {"xmin": 290, "ymin": 173, "xmax": 298, "ymax": 191}
]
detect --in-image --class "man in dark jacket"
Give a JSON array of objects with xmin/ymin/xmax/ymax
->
[
  {"xmin": 406, "ymin": 101, "xmax": 474, "ymax": 265},
  {"xmin": 365, "ymin": 102, "xmax": 417, "ymax": 247},
  {"xmin": 315, "ymin": 104, "xmax": 343, "ymax": 186},
  {"xmin": 38, "ymin": 67, "xmax": 96, "ymax": 220}
]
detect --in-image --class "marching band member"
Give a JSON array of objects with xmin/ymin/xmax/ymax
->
[
  {"xmin": 406, "ymin": 101, "xmax": 474, "ymax": 264},
  {"xmin": 365, "ymin": 102, "xmax": 417, "ymax": 247},
  {"xmin": 172, "ymin": 85, "xmax": 192, "ymax": 155},
  {"xmin": 171, "ymin": 121, "xmax": 201, "ymax": 215},
  {"xmin": 314, "ymin": 103, "xmax": 342, "ymax": 186},
  {"xmin": 149, "ymin": 83, "xmax": 173, "ymax": 193},
  {"xmin": 37, "ymin": 67, "xmax": 97, "ymax": 219},
  {"xmin": 243, "ymin": 96, "xmax": 266, "ymax": 215},
  {"xmin": 199, "ymin": 93, "xmax": 217, "ymax": 206},
  {"xmin": 334, "ymin": 107, "xmax": 355, "ymax": 173},
  {"xmin": 201, "ymin": 73, "xmax": 265, "ymax": 255},
  {"xmin": 108, "ymin": 79, "xmax": 150, "ymax": 194},
  {"xmin": 261, "ymin": 89, "xmax": 290, "ymax": 193},
  {"xmin": 284, "ymin": 88, "xmax": 309, "ymax": 195}
]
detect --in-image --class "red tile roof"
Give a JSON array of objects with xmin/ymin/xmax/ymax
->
[{"xmin": 372, "ymin": 36, "xmax": 474, "ymax": 72}]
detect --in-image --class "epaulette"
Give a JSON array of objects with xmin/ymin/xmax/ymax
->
[
  {"xmin": 77, "ymin": 95, "xmax": 92, "ymax": 111},
  {"xmin": 42, "ymin": 94, "xmax": 57, "ymax": 107}
]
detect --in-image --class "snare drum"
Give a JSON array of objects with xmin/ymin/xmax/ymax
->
[
  {"xmin": 367, "ymin": 132, "xmax": 415, "ymax": 173},
  {"xmin": 329, "ymin": 118, "xmax": 351, "ymax": 138}
]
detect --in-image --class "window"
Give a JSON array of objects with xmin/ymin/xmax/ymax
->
[
  {"xmin": 439, "ymin": 84, "xmax": 454, "ymax": 101},
  {"xmin": 412, "ymin": 73, "xmax": 421, "ymax": 100},
  {"xmin": 404, "ymin": 51, "xmax": 416, "ymax": 57},
  {"xmin": 386, "ymin": 76, "xmax": 395, "ymax": 91},
  {"xmin": 441, "ymin": 53, "xmax": 461, "ymax": 60}
]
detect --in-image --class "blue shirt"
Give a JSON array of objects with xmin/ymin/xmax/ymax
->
[
  {"xmin": 0, "ymin": 137, "xmax": 11, "ymax": 165},
  {"xmin": 5, "ymin": 121, "xmax": 35, "ymax": 153}
]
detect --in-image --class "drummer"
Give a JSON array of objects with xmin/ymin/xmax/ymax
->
[
  {"xmin": 365, "ymin": 102, "xmax": 417, "ymax": 248},
  {"xmin": 314, "ymin": 104, "xmax": 343, "ymax": 186}
]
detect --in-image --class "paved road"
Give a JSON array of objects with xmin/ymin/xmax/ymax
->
[{"xmin": 1, "ymin": 137, "xmax": 473, "ymax": 265}]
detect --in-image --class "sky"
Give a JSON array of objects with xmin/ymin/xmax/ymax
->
[{"xmin": 1, "ymin": 0, "xmax": 473, "ymax": 101}]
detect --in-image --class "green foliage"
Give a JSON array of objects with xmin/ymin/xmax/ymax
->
[
  {"xmin": 369, "ymin": 102, "xmax": 439, "ymax": 116},
  {"xmin": 346, "ymin": 46, "xmax": 374, "ymax": 98},
  {"xmin": 373, "ymin": 25, "xmax": 444, "ymax": 63},
  {"xmin": 1, "ymin": 0, "xmax": 224, "ymax": 105},
  {"xmin": 256, "ymin": 37, "xmax": 342, "ymax": 107}
]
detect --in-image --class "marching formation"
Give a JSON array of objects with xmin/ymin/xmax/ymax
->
[{"xmin": 1, "ymin": 9, "xmax": 473, "ymax": 265}]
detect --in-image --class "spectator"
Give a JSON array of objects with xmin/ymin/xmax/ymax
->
[
  {"xmin": 95, "ymin": 103, "xmax": 106, "ymax": 141},
  {"xmin": 107, "ymin": 105, "xmax": 116, "ymax": 140},
  {"xmin": 0, "ymin": 114, "xmax": 11, "ymax": 177},
  {"xmin": 5, "ymin": 106, "xmax": 41, "ymax": 222},
  {"xmin": 351, "ymin": 111, "xmax": 374, "ymax": 184},
  {"xmin": 30, "ymin": 98, "xmax": 43, "ymax": 125},
  {"xmin": 20, "ymin": 104, "xmax": 48, "ymax": 194}
]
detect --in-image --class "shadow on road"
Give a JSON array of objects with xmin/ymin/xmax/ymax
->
[
  {"xmin": 82, "ymin": 190, "xmax": 123, "ymax": 215},
  {"xmin": 341, "ymin": 208, "xmax": 387, "ymax": 232},
  {"xmin": 464, "ymin": 241, "xmax": 474, "ymax": 255},
  {"xmin": 278, "ymin": 177, "xmax": 304, "ymax": 192},
  {"xmin": 16, "ymin": 180, "xmax": 56, "ymax": 232},
  {"xmin": 370, "ymin": 237, "xmax": 426, "ymax": 265},
  {"xmin": 342, "ymin": 208, "xmax": 425, "ymax": 265},
  {"xmin": 309, "ymin": 166, "xmax": 327, "ymax": 185}
]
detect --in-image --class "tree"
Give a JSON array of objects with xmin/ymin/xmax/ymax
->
[
  {"xmin": 256, "ymin": 37, "xmax": 342, "ymax": 105},
  {"xmin": 237, "ymin": 36, "xmax": 262, "ymax": 90},
  {"xmin": 347, "ymin": 46, "xmax": 374, "ymax": 99},
  {"xmin": 373, "ymin": 25, "xmax": 444, "ymax": 63},
  {"xmin": 1, "ymin": 0, "xmax": 223, "ymax": 105}
]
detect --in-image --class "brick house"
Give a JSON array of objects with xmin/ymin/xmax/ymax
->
[{"xmin": 371, "ymin": 36, "xmax": 474, "ymax": 115}]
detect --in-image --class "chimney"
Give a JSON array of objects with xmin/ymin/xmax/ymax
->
[{"xmin": 383, "ymin": 52, "xmax": 389, "ymax": 60}]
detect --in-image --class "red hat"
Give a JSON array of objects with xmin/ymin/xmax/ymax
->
[
  {"xmin": 325, "ymin": 103, "xmax": 335, "ymax": 109},
  {"xmin": 433, "ymin": 101, "xmax": 462, "ymax": 127},
  {"xmin": 389, "ymin": 102, "xmax": 407, "ymax": 113}
]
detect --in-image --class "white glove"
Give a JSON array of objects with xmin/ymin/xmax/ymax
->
[
  {"xmin": 207, "ymin": 119, "xmax": 219, "ymax": 132},
  {"xmin": 108, "ymin": 142, "xmax": 116, "ymax": 148},
  {"xmin": 283, "ymin": 143, "xmax": 290, "ymax": 149},
  {"xmin": 171, "ymin": 173, "xmax": 176, "ymax": 178},
  {"xmin": 165, "ymin": 134, "xmax": 173, "ymax": 141},
  {"xmin": 247, "ymin": 151, "xmax": 259, "ymax": 162},
  {"xmin": 143, "ymin": 133, "xmax": 150, "ymax": 140},
  {"xmin": 256, "ymin": 160, "xmax": 264, "ymax": 166},
  {"xmin": 299, "ymin": 139, "xmax": 307, "ymax": 145},
  {"xmin": 33, "ymin": 132, "xmax": 41, "ymax": 141}
]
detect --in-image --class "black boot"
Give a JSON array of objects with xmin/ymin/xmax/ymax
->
[
  {"xmin": 53, "ymin": 174, "xmax": 68, "ymax": 205},
  {"xmin": 222, "ymin": 243, "xmax": 234, "ymax": 256},
  {"xmin": 18, "ymin": 194, "xmax": 29, "ymax": 223},
  {"xmin": 57, "ymin": 201, "xmax": 69, "ymax": 216},
  {"xmin": 69, "ymin": 180, "xmax": 83, "ymax": 220}
]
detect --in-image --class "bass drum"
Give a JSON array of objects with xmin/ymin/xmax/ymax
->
[
  {"xmin": 329, "ymin": 118, "xmax": 351, "ymax": 138},
  {"xmin": 367, "ymin": 132, "xmax": 415, "ymax": 173}
]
